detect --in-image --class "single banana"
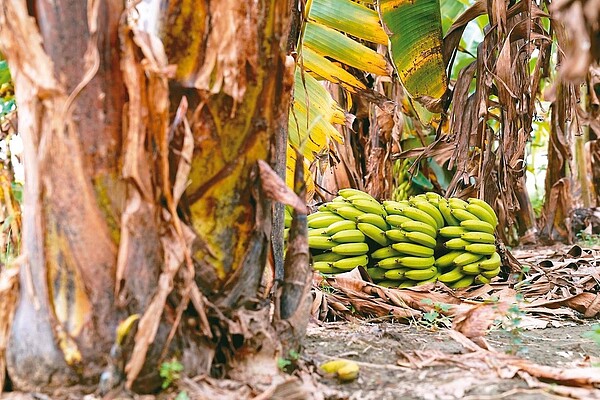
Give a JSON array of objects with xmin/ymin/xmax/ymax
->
[
  {"xmin": 425, "ymin": 192, "xmax": 441, "ymax": 202},
  {"xmin": 338, "ymin": 188, "xmax": 376, "ymax": 202},
  {"xmin": 438, "ymin": 265, "xmax": 465, "ymax": 283},
  {"xmin": 331, "ymin": 242, "xmax": 370, "ymax": 256},
  {"xmin": 460, "ymin": 231, "xmax": 496, "ymax": 244},
  {"xmin": 479, "ymin": 252, "xmax": 501, "ymax": 270},
  {"xmin": 396, "ymin": 255, "xmax": 435, "ymax": 269},
  {"xmin": 480, "ymin": 265, "xmax": 500, "ymax": 278},
  {"xmin": 384, "ymin": 268, "xmax": 410, "ymax": 280},
  {"xmin": 452, "ymin": 251, "xmax": 484, "ymax": 267},
  {"xmin": 391, "ymin": 242, "xmax": 435, "ymax": 257},
  {"xmin": 333, "ymin": 254, "xmax": 369, "ymax": 270},
  {"xmin": 461, "ymin": 261, "xmax": 483, "ymax": 275},
  {"xmin": 371, "ymin": 245, "xmax": 402, "ymax": 260},
  {"xmin": 448, "ymin": 198, "xmax": 469, "ymax": 209},
  {"xmin": 385, "ymin": 229, "xmax": 409, "ymax": 243},
  {"xmin": 357, "ymin": 223, "xmax": 392, "ymax": 247},
  {"xmin": 404, "ymin": 266, "xmax": 438, "ymax": 281},
  {"xmin": 325, "ymin": 220, "xmax": 358, "ymax": 235},
  {"xmin": 377, "ymin": 256, "xmax": 403, "ymax": 269},
  {"xmin": 404, "ymin": 231, "xmax": 437, "ymax": 248},
  {"xmin": 334, "ymin": 206, "xmax": 365, "ymax": 222},
  {"xmin": 474, "ymin": 274, "xmax": 491, "ymax": 284},
  {"xmin": 383, "ymin": 200, "xmax": 410, "ymax": 215},
  {"xmin": 464, "ymin": 243, "xmax": 497, "ymax": 255},
  {"xmin": 308, "ymin": 228, "xmax": 329, "ymax": 237},
  {"xmin": 416, "ymin": 273, "xmax": 440, "ymax": 285},
  {"xmin": 357, "ymin": 213, "xmax": 389, "ymax": 231},
  {"xmin": 409, "ymin": 198, "xmax": 444, "ymax": 229},
  {"xmin": 449, "ymin": 275, "xmax": 475, "ymax": 288},
  {"xmin": 399, "ymin": 280, "xmax": 417, "ymax": 288},
  {"xmin": 438, "ymin": 199, "xmax": 461, "ymax": 226},
  {"xmin": 352, "ymin": 199, "xmax": 387, "ymax": 216},
  {"xmin": 308, "ymin": 236, "xmax": 337, "ymax": 250},
  {"xmin": 450, "ymin": 208, "xmax": 480, "ymax": 222},
  {"xmin": 399, "ymin": 206, "xmax": 438, "ymax": 228},
  {"xmin": 444, "ymin": 238, "xmax": 470, "ymax": 250},
  {"xmin": 386, "ymin": 214, "xmax": 413, "ymax": 227},
  {"xmin": 312, "ymin": 252, "xmax": 346, "ymax": 262},
  {"xmin": 366, "ymin": 267, "xmax": 387, "ymax": 280},
  {"xmin": 317, "ymin": 203, "xmax": 330, "ymax": 212},
  {"xmin": 320, "ymin": 359, "xmax": 360, "ymax": 382},
  {"xmin": 438, "ymin": 226, "xmax": 469, "ymax": 238},
  {"xmin": 312, "ymin": 262, "xmax": 343, "ymax": 274},
  {"xmin": 400, "ymin": 220, "xmax": 438, "ymax": 239},
  {"xmin": 326, "ymin": 202, "xmax": 350, "ymax": 212},
  {"xmin": 307, "ymin": 211, "xmax": 339, "ymax": 222},
  {"xmin": 308, "ymin": 214, "xmax": 345, "ymax": 229},
  {"xmin": 460, "ymin": 219, "xmax": 495, "ymax": 234},
  {"xmin": 468, "ymin": 198, "xmax": 498, "ymax": 226},
  {"xmin": 331, "ymin": 195, "xmax": 347, "ymax": 203},
  {"xmin": 466, "ymin": 203, "xmax": 497, "ymax": 227},
  {"xmin": 331, "ymin": 229, "xmax": 366, "ymax": 243},
  {"xmin": 434, "ymin": 250, "xmax": 463, "ymax": 269}
]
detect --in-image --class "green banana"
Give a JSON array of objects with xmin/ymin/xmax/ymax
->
[
  {"xmin": 317, "ymin": 203, "xmax": 330, "ymax": 212},
  {"xmin": 468, "ymin": 198, "xmax": 498, "ymax": 226},
  {"xmin": 333, "ymin": 254, "xmax": 370, "ymax": 270},
  {"xmin": 460, "ymin": 231, "xmax": 496, "ymax": 244},
  {"xmin": 371, "ymin": 246, "xmax": 402, "ymax": 260},
  {"xmin": 460, "ymin": 219, "xmax": 495, "ymax": 234},
  {"xmin": 307, "ymin": 211, "xmax": 339, "ymax": 222},
  {"xmin": 399, "ymin": 206, "xmax": 438, "ymax": 228},
  {"xmin": 396, "ymin": 255, "xmax": 435, "ymax": 269},
  {"xmin": 391, "ymin": 242, "xmax": 435, "ymax": 257},
  {"xmin": 385, "ymin": 229, "xmax": 409, "ymax": 243},
  {"xmin": 449, "ymin": 275, "xmax": 475, "ymax": 288},
  {"xmin": 479, "ymin": 252, "xmax": 501, "ymax": 270},
  {"xmin": 416, "ymin": 273, "xmax": 440, "ymax": 285},
  {"xmin": 409, "ymin": 198, "xmax": 444, "ymax": 229},
  {"xmin": 448, "ymin": 198, "xmax": 469, "ymax": 209},
  {"xmin": 438, "ymin": 199, "xmax": 461, "ymax": 226},
  {"xmin": 384, "ymin": 268, "xmax": 409, "ymax": 280},
  {"xmin": 450, "ymin": 208, "xmax": 480, "ymax": 222},
  {"xmin": 438, "ymin": 265, "xmax": 464, "ymax": 283},
  {"xmin": 376, "ymin": 256, "xmax": 403, "ymax": 269},
  {"xmin": 331, "ymin": 242, "xmax": 370, "ymax": 256},
  {"xmin": 325, "ymin": 220, "xmax": 358, "ymax": 235},
  {"xmin": 366, "ymin": 267, "xmax": 387, "ymax": 280},
  {"xmin": 464, "ymin": 243, "xmax": 497, "ymax": 255},
  {"xmin": 352, "ymin": 199, "xmax": 387, "ymax": 216},
  {"xmin": 452, "ymin": 251, "xmax": 484, "ymax": 267},
  {"xmin": 399, "ymin": 280, "xmax": 416, "ymax": 288},
  {"xmin": 308, "ymin": 228, "xmax": 329, "ymax": 237},
  {"xmin": 474, "ymin": 274, "xmax": 491, "ymax": 284},
  {"xmin": 434, "ymin": 250, "xmax": 463, "ymax": 269},
  {"xmin": 308, "ymin": 236, "xmax": 336, "ymax": 250},
  {"xmin": 334, "ymin": 206, "xmax": 365, "ymax": 222},
  {"xmin": 443, "ymin": 238, "xmax": 470, "ymax": 250},
  {"xmin": 331, "ymin": 229, "xmax": 366, "ymax": 243},
  {"xmin": 404, "ymin": 266, "xmax": 438, "ymax": 281},
  {"xmin": 357, "ymin": 213, "xmax": 389, "ymax": 231},
  {"xmin": 284, "ymin": 209, "xmax": 293, "ymax": 229},
  {"xmin": 378, "ymin": 280, "xmax": 400, "ymax": 288},
  {"xmin": 461, "ymin": 261, "xmax": 482, "ymax": 275},
  {"xmin": 404, "ymin": 231, "xmax": 437, "ymax": 248},
  {"xmin": 480, "ymin": 265, "xmax": 500, "ymax": 278},
  {"xmin": 331, "ymin": 195, "xmax": 347, "ymax": 203},
  {"xmin": 357, "ymin": 223, "xmax": 392, "ymax": 247},
  {"xmin": 425, "ymin": 192, "xmax": 441, "ymax": 202},
  {"xmin": 326, "ymin": 202, "xmax": 350, "ymax": 212},
  {"xmin": 400, "ymin": 220, "xmax": 437, "ymax": 239},
  {"xmin": 466, "ymin": 203, "xmax": 497, "ymax": 227},
  {"xmin": 338, "ymin": 188, "xmax": 377, "ymax": 202},
  {"xmin": 308, "ymin": 214, "xmax": 345, "ymax": 229},
  {"xmin": 312, "ymin": 252, "xmax": 346, "ymax": 262},
  {"xmin": 438, "ymin": 226, "xmax": 469, "ymax": 238},
  {"xmin": 312, "ymin": 262, "xmax": 343, "ymax": 274},
  {"xmin": 386, "ymin": 214, "xmax": 412, "ymax": 227}
]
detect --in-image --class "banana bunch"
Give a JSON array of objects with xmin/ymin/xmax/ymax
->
[
  {"xmin": 436, "ymin": 197, "xmax": 501, "ymax": 288},
  {"xmin": 391, "ymin": 159, "xmax": 419, "ymax": 201},
  {"xmin": 308, "ymin": 188, "xmax": 387, "ymax": 275}
]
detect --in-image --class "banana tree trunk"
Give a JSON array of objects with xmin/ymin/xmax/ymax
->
[{"xmin": 0, "ymin": 0, "xmax": 298, "ymax": 394}]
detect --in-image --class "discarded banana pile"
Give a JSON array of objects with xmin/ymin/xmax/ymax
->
[{"xmin": 305, "ymin": 189, "xmax": 501, "ymax": 288}]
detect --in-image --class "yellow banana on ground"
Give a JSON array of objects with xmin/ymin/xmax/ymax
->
[
  {"xmin": 391, "ymin": 242, "xmax": 435, "ymax": 257},
  {"xmin": 331, "ymin": 242, "xmax": 370, "ymax": 256},
  {"xmin": 358, "ymin": 222, "xmax": 392, "ymax": 247},
  {"xmin": 320, "ymin": 359, "xmax": 360, "ymax": 382},
  {"xmin": 404, "ymin": 266, "xmax": 438, "ymax": 281}
]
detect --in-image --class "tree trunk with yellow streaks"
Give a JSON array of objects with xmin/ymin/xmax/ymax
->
[{"xmin": 0, "ymin": 0, "xmax": 305, "ymax": 395}]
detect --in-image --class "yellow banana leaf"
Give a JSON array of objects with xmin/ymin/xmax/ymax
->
[
  {"xmin": 379, "ymin": 0, "xmax": 448, "ymax": 103},
  {"xmin": 286, "ymin": 144, "xmax": 315, "ymax": 198},
  {"xmin": 301, "ymin": 46, "xmax": 366, "ymax": 92}
]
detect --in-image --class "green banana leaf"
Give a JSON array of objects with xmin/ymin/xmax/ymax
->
[{"xmin": 379, "ymin": 0, "xmax": 448, "ymax": 104}]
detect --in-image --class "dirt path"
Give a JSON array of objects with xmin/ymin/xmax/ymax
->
[{"xmin": 302, "ymin": 320, "xmax": 600, "ymax": 399}]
